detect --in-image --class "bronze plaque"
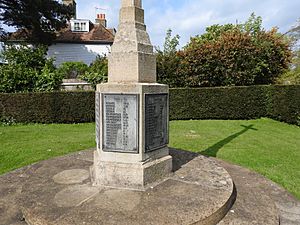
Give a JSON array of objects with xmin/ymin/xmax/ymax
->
[
  {"xmin": 145, "ymin": 93, "xmax": 168, "ymax": 152},
  {"xmin": 103, "ymin": 94, "xmax": 138, "ymax": 153}
]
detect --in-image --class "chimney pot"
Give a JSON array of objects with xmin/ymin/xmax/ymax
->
[{"xmin": 95, "ymin": 13, "xmax": 107, "ymax": 27}]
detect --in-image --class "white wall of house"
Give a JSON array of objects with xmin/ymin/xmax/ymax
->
[{"xmin": 47, "ymin": 43, "xmax": 111, "ymax": 67}]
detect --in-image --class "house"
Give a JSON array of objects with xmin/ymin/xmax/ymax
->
[
  {"xmin": 3, "ymin": 0, "xmax": 115, "ymax": 67},
  {"xmin": 49, "ymin": 0, "xmax": 115, "ymax": 66}
]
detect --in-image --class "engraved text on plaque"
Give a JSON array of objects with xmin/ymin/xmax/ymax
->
[
  {"xmin": 145, "ymin": 94, "xmax": 168, "ymax": 152},
  {"xmin": 103, "ymin": 94, "xmax": 138, "ymax": 153}
]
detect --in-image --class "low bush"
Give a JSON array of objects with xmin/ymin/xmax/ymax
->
[
  {"xmin": 0, "ymin": 91, "xmax": 95, "ymax": 123},
  {"xmin": 57, "ymin": 61, "xmax": 89, "ymax": 79},
  {"xmin": 0, "ymin": 85, "xmax": 299, "ymax": 125}
]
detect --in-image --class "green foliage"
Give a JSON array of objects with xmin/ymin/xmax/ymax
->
[
  {"xmin": 278, "ymin": 49, "xmax": 300, "ymax": 84},
  {"xmin": 182, "ymin": 14, "xmax": 292, "ymax": 87},
  {"xmin": 0, "ymin": 85, "xmax": 299, "ymax": 125},
  {"xmin": 0, "ymin": 44, "xmax": 63, "ymax": 93},
  {"xmin": 267, "ymin": 85, "xmax": 300, "ymax": 125},
  {"xmin": 34, "ymin": 59, "xmax": 64, "ymax": 92},
  {"xmin": 157, "ymin": 14, "xmax": 292, "ymax": 88},
  {"xmin": 1, "ymin": 44, "xmax": 47, "ymax": 70},
  {"xmin": 169, "ymin": 86, "xmax": 268, "ymax": 120},
  {"xmin": 80, "ymin": 55, "xmax": 108, "ymax": 88},
  {"xmin": 57, "ymin": 61, "xmax": 89, "ymax": 79},
  {"xmin": 0, "ymin": 63, "xmax": 38, "ymax": 93},
  {"xmin": 0, "ymin": 92, "xmax": 95, "ymax": 123},
  {"xmin": 169, "ymin": 85, "xmax": 300, "ymax": 125},
  {"xmin": 156, "ymin": 29, "xmax": 184, "ymax": 87},
  {"xmin": 0, "ymin": 0, "xmax": 73, "ymax": 44}
]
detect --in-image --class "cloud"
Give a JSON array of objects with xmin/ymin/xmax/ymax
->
[{"xmin": 76, "ymin": 0, "xmax": 300, "ymax": 47}]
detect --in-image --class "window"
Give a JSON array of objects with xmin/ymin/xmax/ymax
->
[
  {"xmin": 74, "ymin": 22, "xmax": 80, "ymax": 31},
  {"xmin": 72, "ymin": 21, "xmax": 88, "ymax": 32},
  {"xmin": 81, "ymin": 22, "xmax": 86, "ymax": 31}
]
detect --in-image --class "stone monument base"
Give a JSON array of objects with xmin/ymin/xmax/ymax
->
[{"xmin": 91, "ymin": 150, "xmax": 173, "ymax": 189}]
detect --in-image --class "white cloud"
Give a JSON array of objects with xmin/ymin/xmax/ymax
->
[{"xmin": 76, "ymin": 0, "xmax": 300, "ymax": 47}]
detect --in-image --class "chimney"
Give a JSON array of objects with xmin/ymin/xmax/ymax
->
[
  {"xmin": 63, "ymin": 0, "xmax": 77, "ymax": 19},
  {"xmin": 95, "ymin": 14, "xmax": 107, "ymax": 27}
]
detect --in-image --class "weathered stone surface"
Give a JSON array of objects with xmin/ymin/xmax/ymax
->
[
  {"xmin": 91, "ymin": 150, "xmax": 172, "ymax": 189},
  {"xmin": 53, "ymin": 169, "xmax": 89, "ymax": 184},
  {"xmin": 93, "ymin": 83, "xmax": 172, "ymax": 189},
  {"xmin": 1, "ymin": 149, "xmax": 300, "ymax": 225},
  {"xmin": 108, "ymin": 0, "xmax": 156, "ymax": 83},
  {"xmin": 2, "ymin": 149, "xmax": 235, "ymax": 225},
  {"xmin": 54, "ymin": 184, "xmax": 99, "ymax": 207}
]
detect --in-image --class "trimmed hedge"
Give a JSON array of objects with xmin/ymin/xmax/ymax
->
[
  {"xmin": 169, "ymin": 86, "xmax": 268, "ymax": 120},
  {"xmin": 0, "ymin": 85, "xmax": 299, "ymax": 125},
  {"xmin": 267, "ymin": 85, "xmax": 300, "ymax": 125},
  {"xmin": 0, "ymin": 92, "xmax": 95, "ymax": 123}
]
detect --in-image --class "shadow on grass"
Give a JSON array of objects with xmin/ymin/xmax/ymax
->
[{"xmin": 201, "ymin": 125, "xmax": 257, "ymax": 157}]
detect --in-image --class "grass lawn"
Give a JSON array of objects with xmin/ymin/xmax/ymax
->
[
  {"xmin": 0, "ymin": 118, "xmax": 299, "ymax": 199},
  {"xmin": 0, "ymin": 123, "xmax": 95, "ymax": 175},
  {"xmin": 170, "ymin": 118, "xmax": 300, "ymax": 199}
]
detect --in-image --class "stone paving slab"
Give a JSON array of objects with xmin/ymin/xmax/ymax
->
[
  {"xmin": 216, "ymin": 159, "xmax": 300, "ymax": 225},
  {"xmin": 18, "ymin": 149, "xmax": 235, "ymax": 225},
  {"xmin": 0, "ymin": 148, "xmax": 299, "ymax": 225}
]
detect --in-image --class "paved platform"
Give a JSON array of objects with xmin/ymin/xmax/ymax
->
[{"xmin": 0, "ymin": 148, "xmax": 299, "ymax": 225}]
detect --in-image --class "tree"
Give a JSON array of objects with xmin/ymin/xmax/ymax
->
[
  {"xmin": 182, "ymin": 14, "xmax": 292, "ymax": 87},
  {"xmin": 0, "ymin": 0, "xmax": 73, "ymax": 44},
  {"xmin": 0, "ymin": 44, "xmax": 63, "ymax": 93},
  {"xmin": 80, "ymin": 55, "xmax": 108, "ymax": 89},
  {"xmin": 276, "ymin": 19, "xmax": 300, "ymax": 85},
  {"xmin": 155, "ymin": 29, "xmax": 185, "ymax": 87}
]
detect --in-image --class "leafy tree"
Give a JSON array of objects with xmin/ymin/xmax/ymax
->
[
  {"xmin": 0, "ymin": 44, "xmax": 63, "ymax": 93},
  {"xmin": 0, "ymin": 0, "xmax": 73, "ymax": 44},
  {"xmin": 182, "ymin": 14, "xmax": 292, "ymax": 87},
  {"xmin": 156, "ymin": 29, "xmax": 184, "ymax": 87},
  {"xmin": 56, "ymin": 62, "xmax": 89, "ymax": 79},
  {"xmin": 80, "ymin": 55, "xmax": 108, "ymax": 89}
]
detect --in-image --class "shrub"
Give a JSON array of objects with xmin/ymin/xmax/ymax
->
[
  {"xmin": 0, "ymin": 44, "xmax": 63, "ymax": 93},
  {"xmin": 0, "ymin": 92, "xmax": 95, "ymax": 123},
  {"xmin": 183, "ymin": 14, "xmax": 292, "ymax": 87},
  {"xmin": 80, "ymin": 55, "xmax": 108, "ymax": 88},
  {"xmin": 0, "ymin": 85, "xmax": 299, "ymax": 125},
  {"xmin": 0, "ymin": 64, "xmax": 38, "ymax": 93},
  {"xmin": 156, "ymin": 29, "xmax": 185, "ymax": 87},
  {"xmin": 57, "ymin": 61, "xmax": 89, "ymax": 79},
  {"xmin": 157, "ymin": 14, "xmax": 292, "ymax": 88},
  {"xmin": 267, "ymin": 85, "xmax": 300, "ymax": 125},
  {"xmin": 34, "ymin": 59, "xmax": 64, "ymax": 92},
  {"xmin": 169, "ymin": 86, "xmax": 268, "ymax": 120}
]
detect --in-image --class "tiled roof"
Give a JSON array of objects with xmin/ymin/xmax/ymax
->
[
  {"xmin": 5, "ymin": 23, "xmax": 115, "ymax": 44},
  {"xmin": 56, "ymin": 23, "xmax": 115, "ymax": 44}
]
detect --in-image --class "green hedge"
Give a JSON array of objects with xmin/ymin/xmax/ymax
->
[
  {"xmin": 169, "ymin": 86, "xmax": 268, "ymax": 120},
  {"xmin": 0, "ymin": 92, "xmax": 95, "ymax": 123},
  {"xmin": 267, "ymin": 85, "xmax": 300, "ymax": 125},
  {"xmin": 0, "ymin": 85, "xmax": 299, "ymax": 125}
]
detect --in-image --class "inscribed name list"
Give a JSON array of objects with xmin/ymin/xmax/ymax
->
[
  {"xmin": 145, "ymin": 94, "xmax": 168, "ymax": 152},
  {"xmin": 103, "ymin": 94, "xmax": 138, "ymax": 153}
]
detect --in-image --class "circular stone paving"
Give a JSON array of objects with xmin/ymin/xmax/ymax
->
[
  {"xmin": 53, "ymin": 169, "xmax": 90, "ymax": 184},
  {"xmin": 19, "ymin": 151, "xmax": 236, "ymax": 225}
]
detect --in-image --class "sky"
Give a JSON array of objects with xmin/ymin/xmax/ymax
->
[{"xmin": 76, "ymin": 0, "xmax": 300, "ymax": 48}]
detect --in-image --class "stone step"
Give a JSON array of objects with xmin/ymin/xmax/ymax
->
[
  {"xmin": 217, "ymin": 159, "xmax": 300, "ymax": 225},
  {"xmin": 1, "ymin": 149, "xmax": 299, "ymax": 225}
]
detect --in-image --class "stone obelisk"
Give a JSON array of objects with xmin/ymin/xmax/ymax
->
[{"xmin": 91, "ymin": 0, "xmax": 172, "ymax": 189}]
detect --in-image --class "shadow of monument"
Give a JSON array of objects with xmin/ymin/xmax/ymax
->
[
  {"xmin": 169, "ymin": 148, "xmax": 199, "ymax": 172},
  {"xmin": 200, "ymin": 125, "xmax": 257, "ymax": 157}
]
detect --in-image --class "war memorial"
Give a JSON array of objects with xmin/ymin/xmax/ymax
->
[{"xmin": 1, "ymin": 0, "xmax": 299, "ymax": 224}]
